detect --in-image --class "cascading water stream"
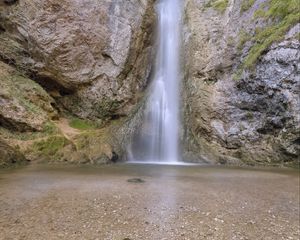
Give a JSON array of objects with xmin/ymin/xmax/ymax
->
[{"xmin": 129, "ymin": 0, "xmax": 182, "ymax": 163}]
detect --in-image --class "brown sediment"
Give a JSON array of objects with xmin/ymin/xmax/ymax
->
[{"xmin": 0, "ymin": 164, "xmax": 299, "ymax": 239}]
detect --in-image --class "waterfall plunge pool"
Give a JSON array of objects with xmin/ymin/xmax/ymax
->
[{"xmin": 0, "ymin": 163, "xmax": 299, "ymax": 239}]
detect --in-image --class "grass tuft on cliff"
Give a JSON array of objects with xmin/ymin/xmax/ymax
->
[
  {"xmin": 204, "ymin": 0, "xmax": 229, "ymax": 13},
  {"xmin": 32, "ymin": 136, "xmax": 69, "ymax": 156},
  {"xmin": 237, "ymin": 30, "xmax": 252, "ymax": 51},
  {"xmin": 241, "ymin": 0, "xmax": 256, "ymax": 12},
  {"xmin": 69, "ymin": 118, "xmax": 97, "ymax": 130},
  {"xmin": 0, "ymin": 121, "xmax": 60, "ymax": 142},
  {"xmin": 238, "ymin": 0, "xmax": 300, "ymax": 71}
]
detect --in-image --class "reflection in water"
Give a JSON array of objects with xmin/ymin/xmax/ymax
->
[
  {"xmin": 0, "ymin": 164, "xmax": 299, "ymax": 239},
  {"xmin": 144, "ymin": 166, "xmax": 179, "ymax": 237}
]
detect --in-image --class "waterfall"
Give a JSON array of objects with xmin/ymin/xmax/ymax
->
[{"xmin": 129, "ymin": 0, "xmax": 182, "ymax": 163}]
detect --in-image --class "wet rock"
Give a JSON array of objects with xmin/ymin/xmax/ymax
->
[
  {"xmin": 127, "ymin": 178, "xmax": 145, "ymax": 183},
  {"xmin": 0, "ymin": 138, "xmax": 27, "ymax": 167},
  {"xmin": 111, "ymin": 151, "xmax": 119, "ymax": 163}
]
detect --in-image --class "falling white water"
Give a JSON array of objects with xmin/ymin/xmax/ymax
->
[{"xmin": 129, "ymin": 0, "xmax": 182, "ymax": 163}]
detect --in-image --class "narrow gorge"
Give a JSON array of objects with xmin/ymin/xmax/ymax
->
[
  {"xmin": 0, "ymin": 1, "xmax": 299, "ymax": 239},
  {"xmin": 0, "ymin": 0, "xmax": 299, "ymax": 167}
]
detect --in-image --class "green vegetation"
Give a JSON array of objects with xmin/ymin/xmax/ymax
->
[
  {"xmin": 245, "ymin": 14, "xmax": 299, "ymax": 68},
  {"xmin": 262, "ymin": 0, "xmax": 299, "ymax": 19},
  {"xmin": 237, "ymin": 0, "xmax": 300, "ymax": 74},
  {"xmin": 0, "ymin": 121, "xmax": 59, "ymax": 141},
  {"xmin": 95, "ymin": 98, "xmax": 122, "ymax": 120},
  {"xmin": 42, "ymin": 122, "xmax": 59, "ymax": 135},
  {"xmin": 69, "ymin": 118, "xmax": 97, "ymax": 130},
  {"xmin": 253, "ymin": 8, "xmax": 267, "ymax": 19},
  {"xmin": 237, "ymin": 30, "xmax": 251, "ymax": 51},
  {"xmin": 32, "ymin": 136, "xmax": 69, "ymax": 156},
  {"xmin": 245, "ymin": 111, "xmax": 254, "ymax": 120},
  {"xmin": 241, "ymin": 0, "xmax": 256, "ymax": 12},
  {"xmin": 233, "ymin": 69, "xmax": 243, "ymax": 81},
  {"xmin": 0, "ymin": 66, "xmax": 54, "ymax": 118},
  {"xmin": 204, "ymin": 0, "xmax": 229, "ymax": 13}
]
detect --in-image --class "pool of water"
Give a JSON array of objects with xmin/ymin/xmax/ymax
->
[{"xmin": 0, "ymin": 163, "xmax": 299, "ymax": 239}]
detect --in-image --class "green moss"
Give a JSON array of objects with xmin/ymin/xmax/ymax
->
[
  {"xmin": 233, "ymin": 69, "xmax": 243, "ymax": 81},
  {"xmin": 1, "ymin": 71, "xmax": 53, "ymax": 116},
  {"xmin": 263, "ymin": 0, "xmax": 299, "ymax": 19},
  {"xmin": 237, "ymin": 30, "xmax": 252, "ymax": 51},
  {"xmin": 204, "ymin": 0, "xmax": 229, "ymax": 13},
  {"xmin": 246, "ymin": 111, "xmax": 254, "ymax": 119},
  {"xmin": 227, "ymin": 36, "xmax": 235, "ymax": 47},
  {"xmin": 32, "ymin": 136, "xmax": 69, "ymax": 156},
  {"xmin": 0, "ymin": 121, "xmax": 59, "ymax": 141},
  {"xmin": 42, "ymin": 122, "xmax": 60, "ymax": 135},
  {"xmin": 253, "ymin": 9, "xmax": 266, "ymax": 19},
  {"xmin": 94, "ymin": 98, "xmax": 122, "ymax": 120},
  {"xmin": 69, "ymin": 118, "xmax": 97, "ymax": 130},
  {"xmin": 241, "ymin": 0, "xmax": 256, "ymax": 12},
  {"xmin": 244, "ymin": 12, "xmax": 299, "ymax": 68},
  {"xmin": 238, "ymin": 0, "xmax": 300, "ymax": 72}
]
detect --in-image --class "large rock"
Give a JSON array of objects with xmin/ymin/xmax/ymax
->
[
  {"xmin": 182, "ymin": 0, "xmax": 300, "ymax": 166},
  {"xmin": 0, "ymin": 138, "xmax": 27, "ymax": 168},
  {"xmin": 0, "ymin": 0, "xmax": 155, "ymax": 119},
  {"xmin": 0, "ymin": 62, "xmax": 57, "ymax": 131}
]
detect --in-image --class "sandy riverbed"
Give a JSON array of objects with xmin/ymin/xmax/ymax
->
[{"xmin": 0, "ymin": 164, "xmax": 299, "ymax": 240}]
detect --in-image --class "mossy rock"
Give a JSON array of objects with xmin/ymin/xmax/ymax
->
[
  {"xmin": 0, "ymin": 122, "xmax": 60, "ymax": 143},
  {"xmin": 237, "ymin": 0, "xmax": 300, "ymax": 72},
  {"xmin": 0, "ymin": 62, "xmax": 57, "ymax": 131},
  {"xmin": 69, "ymin": 118, "xmax": 99, "ymax": 130},
  {"xmin": 0, "ymin": 138, "xmax": 27, "ymax": 168},
  {"xmin": 32, "ymin": 136, "xmax": 69, "ymax": 155},
  {"xmin": 240, "ymin": 0, "xmax": 256, "ymax": 13},
  {"xmin": 204, "ymin": 0, "xmax": 229, "ymax": 13}
]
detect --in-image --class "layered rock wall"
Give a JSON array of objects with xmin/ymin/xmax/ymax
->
[
  {"xmin": 0, "ymin": 0, "xmax": 155, "ymax": 166},
  {"xmin": 182, "ymin": 0, "xmax": 299, "ymax": 166},
  {"xmin": 0, "ymin": 0, "xmax": 155, "ymax": 119}
]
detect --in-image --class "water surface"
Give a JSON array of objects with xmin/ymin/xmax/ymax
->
[{"xmin": 0, "ymin": 164, "xmax": 299, "ymax": 239}]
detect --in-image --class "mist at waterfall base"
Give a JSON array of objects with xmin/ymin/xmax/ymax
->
[{"xmin": 128, "ymin": 0, "xmax": 183, "ymax": 164}]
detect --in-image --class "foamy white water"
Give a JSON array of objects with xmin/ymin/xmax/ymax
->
[{"xmin": 129, "ymin": 0, "xmax": 182, "ymax": 163}]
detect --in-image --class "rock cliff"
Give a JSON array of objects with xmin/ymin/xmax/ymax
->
[
  {"xmin": 182, "ymin": 0, "xmax": 299, "ymax": 166},
  {"xmin": 0, "ymin": 138, "xmax": 27, "ymax": 167},
  {"xmin": 0, "ymin": 0, "xmax": 154, "ymax": 119},
  {"xmin": 0, "ymin": 0, "xmax": 155, "ymax": 166},
  {"xmin": 0, "ymin": 0, "xmax": 299, "ymax": 167}
]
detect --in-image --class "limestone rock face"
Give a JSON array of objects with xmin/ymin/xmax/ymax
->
[
  {"xmin": 0, "ymin": 62, "xmax": 57, "ymax": 131},
  {"xmin": 0, "ymin": 0, "xmax": 154, "ymax": 119},
  {"xmin": 0, "ymin": 138, "xmax": 27, "ymax": 168},
  {"xmin": 183, "ymin": 0, "xmax": 299, "ymax": 166},
  {"xmin": 0, "ymin": 0, "xmax": 299, "ymax": 167}
]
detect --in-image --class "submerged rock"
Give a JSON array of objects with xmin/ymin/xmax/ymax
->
[{"xmin": 127, "ymin": 178, "xmax": 145, "ymax": 183}]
